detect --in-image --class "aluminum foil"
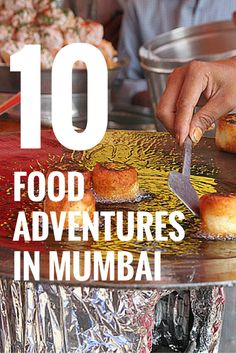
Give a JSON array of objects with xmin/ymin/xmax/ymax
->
[
  {"xmin": 152, "ymin": 290, "xmax": 191, "ymax": 351},
  {"xmin": 188, "ymin": 287, "xmax": 225, "ymax": 353},
  {"xmin": 0, "ymin": 280, "xmax": 170, "ymax": 353},
  {"xmin": 0, "ymin": 280, "xmax": 224, "ymax": 353},
  {"xmin": 152, "ymin": 288, "xmax": 224, "ymax": 353}
]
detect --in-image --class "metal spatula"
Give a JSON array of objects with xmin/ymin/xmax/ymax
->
[{"xmin": 168, "ymin": 137, "xmax": 200, "ymax": 216}]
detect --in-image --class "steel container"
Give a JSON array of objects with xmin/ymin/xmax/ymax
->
[
  {"xmin": 140, "ymin": 20, "xmax": 236, "ymax": 111},
  {"xmin": 0, "ymin": 63, "xmax": 124, "ymax": 127}
]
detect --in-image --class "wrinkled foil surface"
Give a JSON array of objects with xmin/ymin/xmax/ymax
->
[
  {"xmin": 188, "ymin": 287, "xmax": 225, "ymax": 353},
  {"xmin": 0, "ymin": 281, "xmax": 224, "ymax": 353},
  {"xmin": 153, "ymin": 287, "xmax": 224, "ymax": 353}
]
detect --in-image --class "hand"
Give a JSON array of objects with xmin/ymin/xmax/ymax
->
[{"xmin": 156, "ymin": 58, "xmax": 236, "ymax": 145}]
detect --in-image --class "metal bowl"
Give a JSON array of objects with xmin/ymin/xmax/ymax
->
[
  {"xmin": 139, "ymin": 20, "xmax": 236, "ymax": 112},
  {"xmin": 0, "ymin": 61, "xmax": 125, "ymax": 126},
  {"xmin": 140, "ymin": 20, "xmax": 236, "ymax": 73},
  {"xmin": 0, "ymin": 62, "xmax": 124, "ymax": 94}
]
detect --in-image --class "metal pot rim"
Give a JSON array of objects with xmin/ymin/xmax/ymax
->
[{"xmin": 139, "ymin": 20, "xmax": 236, "ymax": 71}]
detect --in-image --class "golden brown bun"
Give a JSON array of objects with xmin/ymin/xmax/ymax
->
[
  {"xmin": 216, "ymin": 115, "xmax": 236, "ymax": 154},
  {"xmin": 200, "ymin": 193, "xmax": 236, "ymax": 236},
  {"xmin": 92, "ymin": 162, "xmax": 139, "ymax": 201},
  {"xmin": 46, "ymin": 162, "xmax": 91, "ymax": 191},
  {"xmin": 44, "ymin": 191, "xmax": 96, "ymax": 229}
]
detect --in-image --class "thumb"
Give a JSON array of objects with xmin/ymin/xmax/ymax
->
[{"xmin": 189, "ymin": 97, "xmax": 230, "ymax": 143}]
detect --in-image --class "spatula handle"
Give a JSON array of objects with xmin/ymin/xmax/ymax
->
[
  {"xmin": 182, "ymin": 136, "xmax": 192, "ymax": 177},
  {"xmin": 0, "ymin": 92, "xmax": 21, "ymax": 116}
]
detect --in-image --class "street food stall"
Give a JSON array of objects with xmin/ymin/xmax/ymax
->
[
  {"xmin": 1, "ymin": 1, "xmax": 236, "ymax": 352},
  {"xmin": 1, "ymin": 127, "xmax": 235, "ymax": 353}
]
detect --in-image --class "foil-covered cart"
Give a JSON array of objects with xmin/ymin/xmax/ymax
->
[{"xmin": 0, "ymin": 129, "xmax": 236, "ymax": 352}]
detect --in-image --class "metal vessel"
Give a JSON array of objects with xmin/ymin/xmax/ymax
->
[
  {"xmin": 140, "ymin": 20, "xmax": 236, "ymax": 110},
  {"xmin": 0, "ymin": 63, "xmax": 124, "ymax": 126}
]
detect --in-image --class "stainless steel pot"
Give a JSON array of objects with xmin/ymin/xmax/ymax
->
[
  {"xmin": 139, "ymin": 20, "xmax": 236, "ymax": 109},
  {"xmin": 0, "ymin": 64, "xmax": 122, "ymax": 94},
  {"xmin": 0, "ymin": 62, "xmax": 124, "ymax": 127}
]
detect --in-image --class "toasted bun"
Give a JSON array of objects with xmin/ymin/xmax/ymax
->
[
  {"xmin": 200, "ymin": 193, "xmax": 236, "ymax": 236},
  {"xmin": 216, "ymin": 115, "xmax": 236, "ymax": 154},
  {"xmin": 92, "ymin": 162, "xmax": 139, "ymax": 201},
  {"xmin": 44, "ymin": 191, "xmax": 96, "ymax": 229}
]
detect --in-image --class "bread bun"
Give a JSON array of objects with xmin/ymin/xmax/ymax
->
[
  {"xmin": 216, "ymin": 115, "xmax": 236, "ymax": 154},
  {"xmin": 44, "ymin": 191, "xmax": 96, "ymax": 229},
  {"xmin": 92, "ymin": 162, "xmax": 139, "ymax": 202},
  {"xmin": 200, "ymin": 193, "xmax": 236, "ymax": 236}
]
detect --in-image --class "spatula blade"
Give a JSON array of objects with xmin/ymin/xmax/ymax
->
[{"xmin": 168, "ymin": 171, "xmax": 200, "ymax": 216}]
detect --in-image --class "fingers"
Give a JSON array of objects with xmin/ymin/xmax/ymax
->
[
  {"xmin": 157, "ymin": 59, "xmax": 236, "ymax": 146},
  {"xmin": 174, "ymin": 61, "xmax": 208, "ymax": 145},
  {"xmin": 157, "ymin": 61, "xmax": 208, "ymax": 144},
  {"xmin": 189, "ymin": 94, "xmax": 234, "ymax": 143},
  {"xmin": 156, "ymin": 67, "xmax": 186, "ymax": 135}
]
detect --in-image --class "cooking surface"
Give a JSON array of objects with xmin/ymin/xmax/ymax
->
[{"xmin": 0, "ymin": 129, "xmax": 236, "ymax": 288}]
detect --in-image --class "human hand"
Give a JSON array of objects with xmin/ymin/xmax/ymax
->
[{"xmin": 156, "ymin": 58, "xmax": 236, "ymax": 145}]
